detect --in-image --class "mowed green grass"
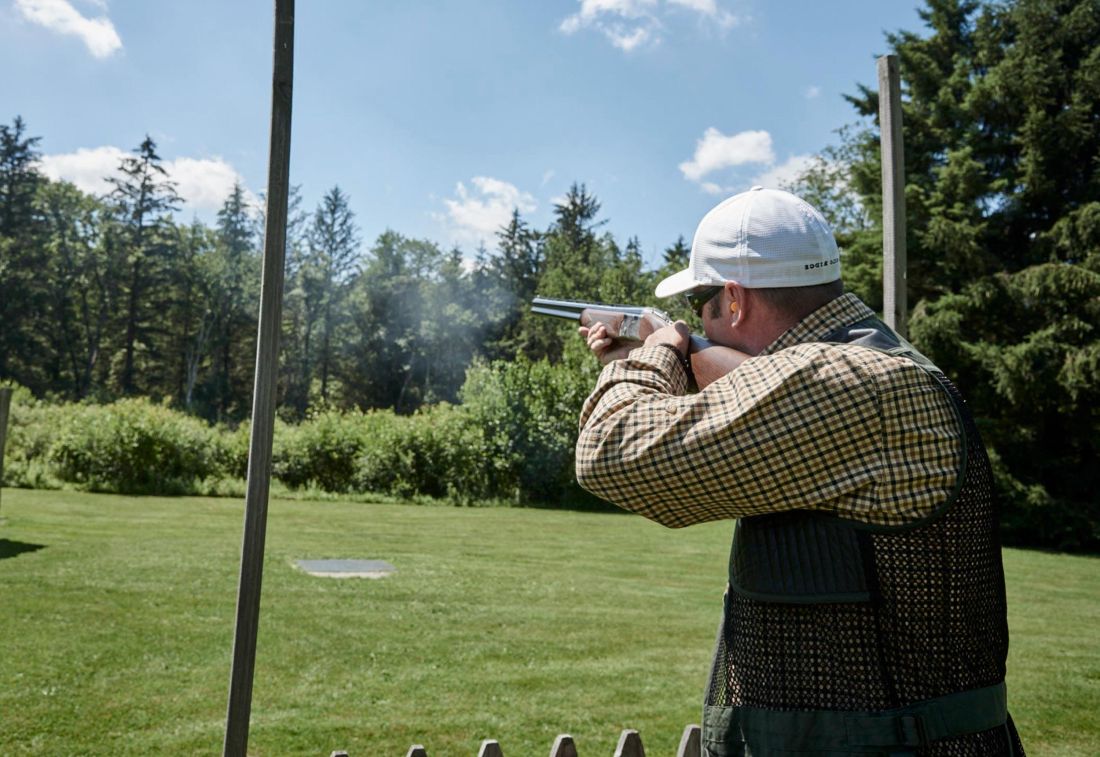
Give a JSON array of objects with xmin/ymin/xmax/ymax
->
[{"xmin": 0, "ymin": 489, "xmax": 1096, "ymax": 756}]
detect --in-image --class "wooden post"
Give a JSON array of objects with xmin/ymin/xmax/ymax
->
[
  {"xmin": 222, "ymin": 1, "xmax": 294, "ymax": 755},
  {"xmin": 549, "ymin": 734, "xmax": 578, "ymax": 757},
  {"xmin": 0, "ymin": 386, "xmax": 11, "ymax": 514},
  {"xmin": 614, "ymin": 729, "xmax": 645, "ymax": 757},
  {"xmin": 478, "ymin": 739, "xmax": 504, "ymax": 757},
  {"xmin": 878, "ymin": 54, "xmax": 908, "ymax": 338},
  {"xmin": 676, "ymin": 724, "xmax": 701, "ymax": 757}
]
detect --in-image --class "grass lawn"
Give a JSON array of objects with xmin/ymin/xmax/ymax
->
[{"xmin": 0, "ymin": 488, "xmax": 1097, "ymax": 755}]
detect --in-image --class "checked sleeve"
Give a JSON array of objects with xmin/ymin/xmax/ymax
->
[{"xmin": 575, "ymin": 341, "xmax": 960, "ymax": 528}]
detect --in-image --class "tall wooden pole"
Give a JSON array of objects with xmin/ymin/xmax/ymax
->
[
  {"xmin": 878, "ymin": 54, "xmax": 908, "ymax": 338},
  {"xmin": 0, "ymin": 387, "xmax": 12, "ymax": 514},
  {"xmin": 223, "ymin": 1, "xmax": 294, "ymax": 754}
]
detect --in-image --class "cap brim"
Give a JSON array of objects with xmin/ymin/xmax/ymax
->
[{"xmin": 654, "ymin": 268, "xmax": 701, "ymax": 298}]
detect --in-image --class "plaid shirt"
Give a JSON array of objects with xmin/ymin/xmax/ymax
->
[{"xmin": 575, "ymin": 293, "xmax": 963, "ymax": 528}]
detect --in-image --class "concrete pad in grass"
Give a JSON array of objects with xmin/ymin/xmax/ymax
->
[{"xmin": 294, "ymin": 558, "xmax": 396, "ymax": 579}]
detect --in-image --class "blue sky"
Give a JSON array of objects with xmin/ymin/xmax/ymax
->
[{"xmin": 1, "ymin": 0, "xmax": 925, "ymax": 268}]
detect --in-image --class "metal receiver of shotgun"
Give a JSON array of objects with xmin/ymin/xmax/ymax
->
[{"xmin": 530, "ymin": 296, "xmax": 748, "ymax": 389}]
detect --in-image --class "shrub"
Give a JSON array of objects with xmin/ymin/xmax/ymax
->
[
  {"xmin": 354, "ymin": 404, "xmax": 489, "ymax": 501},
  {"xmin": 272, "ymin": 406, "xmax": 490, "ymax": 501},
  {"xmin": 273, "ymin": 410, "xmax": 369, "ymax": 492},
  {"xmin": 49, "ymin": 398, "xmax": 219, "ymax": 494},
  {"xmin": 459, "ymin": 353, "xmax": 599, "ymax": 505},
  {"xmin": 2, "ymin": 385, "xmax": 67, "ymax": 489}
]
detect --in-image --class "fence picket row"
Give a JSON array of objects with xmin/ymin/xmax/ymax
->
[{"xmin": 332, "ymin": 725, "xmax": 701, "ymax": 757}]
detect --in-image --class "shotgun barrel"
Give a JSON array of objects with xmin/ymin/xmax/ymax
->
[{"xmin": 530, "ymin": 296, "xmax": 673, "ymax": 341}]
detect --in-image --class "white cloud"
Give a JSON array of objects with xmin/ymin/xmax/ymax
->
[
  {"xmin": 39, "ymin": 145, "xmax": 255, "ymax": 212},
  {"xmin": 15, "ymin": 0, "xmax": 122, "ymax": 58},
  {"xmin": 440, "ymin": 176, "xmax": 537, "ymax": 246},
  {"xmin": 679, "ymin": 128, "xmax": 774, "ymax": 182},
  {"xmin": 666, "ymin": 0, "xmax": 741, "ymax": 28},
  {"xmin": 751, "ymin": 154, "xmax": 815, "ymax": 190},
  {"xmin": 560, "ymin": 0, "xmax": 661, "ymax": 51},
  {"xmin": 39, "ymin": 145, "xmax": 126, "ymax": 194},
  {"xmin": 169, "ymin": 157, "xmax": 258, "ymax": 211},
  {"xmin": 607, "ymin": 25, "xmax": 652, "ymax": 51},
  {"xmin": 805, "ymin": 85, "xmax": 822, "ymax": 99},
  {"xmin": 559, "ymin": 0, "xmax": 740, "ymax": 50},
  {"xmin": 678, "ymin": 129, "xmax": 814, "ymax": 195}
]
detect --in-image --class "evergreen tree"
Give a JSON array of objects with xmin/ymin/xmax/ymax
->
[
  {"xmin": 522, "ymin": 183, "xmax": 614, "ymax": 360},
  {"xmin": 277, "ymin": 185, "xmax": 312, "ymax": 417},
  {"xmin": 0, "ymin": 116, "xmax": 46, "ymax": 387},
  {"xmin": 0, "ymin": 116, "xmax": 41, "ymax": 235},
  {"xmin": 796, "ymin": 0, "xmax": 1100, "ymax": 549},
  {"xmin": 106, "ymin": 136, "xmax": 181, "ymax": 396},
  {"xmin": 208, "ymin": 182, "xmax": 259, "ymax": 419},
  {"xmin": 170, "ymin": 219, "xmax": 218, "ymax": 412},
  {"xmin": 342, "ymin": 230, "xmax": 425, "ymax": 411},
  {"xmin": 481, "ymin": 208, "xmax": 542, "ymax": 358},
  {"xmin": 35, "ymin": 181, "xmax": 112, "ymax": 399},
  {"xmin": 305, "ymin": 186, "xmax": 361, "ymax": 404}
]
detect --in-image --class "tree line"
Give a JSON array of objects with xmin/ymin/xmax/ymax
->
[
  {"xmin": 1, "ymin": 0, "xmax": 1098, "ymax": 549},
  {"xmin": 0, "ymin": 119, "xmax": 687, "ymax": 422}
]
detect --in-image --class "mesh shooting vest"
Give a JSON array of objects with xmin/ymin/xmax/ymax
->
[{"xmin": 702, "ymin": 317, "xmax": 1024, "ymax": 757}]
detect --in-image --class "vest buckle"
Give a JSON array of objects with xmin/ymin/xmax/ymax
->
[{"xmin": 897, "ymin": 714, "xmax": 928, "ymax": 746}]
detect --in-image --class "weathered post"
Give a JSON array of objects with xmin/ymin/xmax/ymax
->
[
  {"xmin": 676, "ymin": 724, "xmax": 702, "ymax": 757},
  {"xmin": 614, "ymin": 729, "xmax": 646, "ymax": 757},
  {"xmin": 549, "ymin": 734, "xmax": 578, "ymax": 757},
  {"xmin": 0, "ymin": 386, "xmax": 11, "ymax": 514},
  {"xmin": 878, "ymin": 54, "xmax": 908, "ymax": 338},
  {"xmin": 222, "ymin": 1, "xmax": 294, "ymax": 755},
  {"xmin": 478, "ymin": 739, "xmax": 504, "ymax": 757}
]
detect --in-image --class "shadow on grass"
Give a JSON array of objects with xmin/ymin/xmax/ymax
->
[{"xmin": 0, "ymin": 539, "xmax": 46, "ymax": 560}]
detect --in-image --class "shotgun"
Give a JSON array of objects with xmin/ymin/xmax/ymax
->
[{"xmin": 530, "ymin": 296, "xmax": 747, "ymax": 389}]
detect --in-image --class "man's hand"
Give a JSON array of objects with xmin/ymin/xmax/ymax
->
[
  {"xmin": 581, "ymin": 320, "xmax": 692, "ymax": 367},
  {"xmin": 579, "ymin": 323, "xmax": 635, "ymax": 365},
  {"xmin": 643, "ymin": 321, "xmax": 691, "ymax": 358}
]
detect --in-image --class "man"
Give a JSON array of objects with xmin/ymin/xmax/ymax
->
[{"xmin": 575, "ymin": 187, "xmax": 1024, "ymax": 755}]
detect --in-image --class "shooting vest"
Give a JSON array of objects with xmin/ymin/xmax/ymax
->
[{"xmin": 702, "ymin": 317, "xmax": 1024, "ymax": 756}]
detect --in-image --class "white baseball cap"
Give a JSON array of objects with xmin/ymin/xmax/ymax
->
[{"xmin": 655, "ymin": 186, "xmax": 841, "ymax": 298}]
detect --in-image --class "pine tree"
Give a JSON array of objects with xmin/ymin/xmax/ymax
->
[
  {"xmin": 106, "ymin": 136, "xmax": 181, "ymax": 396},
  {"xmin": 209, "ymin": 182, "xmax": 259, "ymax": 419},
  {"xmin": 35, "ymin": 181, "xmax": 112, "ymax": 398},
  {"xmin": 0, "ymin": 116, "xmax": 46, "ymax": 387},
  {"xmin": 799, "ymin": 0, "xmax": 1100, "ymax": 549},
  {"xmin": 305, "ymin": 186, "xmax": 361, "ymax": 404}
]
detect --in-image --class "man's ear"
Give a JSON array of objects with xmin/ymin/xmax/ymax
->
[{"xmin": 725, "ymin": 281, "xmax": 746, "ymax": 325}]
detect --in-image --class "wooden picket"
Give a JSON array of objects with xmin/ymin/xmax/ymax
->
[{"xmin": 329, "ymin": 724, "xmax": 701, "ymax": 757}]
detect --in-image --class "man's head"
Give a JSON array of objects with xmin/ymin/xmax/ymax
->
[{"xmin": 655, "ymin": 186, "xmax": 843, "ymax": 353}]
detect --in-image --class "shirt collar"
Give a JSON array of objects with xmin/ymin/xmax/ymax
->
[{"xmin": 759, "ymin": 292, "xmax": 876, "ymax": 356}]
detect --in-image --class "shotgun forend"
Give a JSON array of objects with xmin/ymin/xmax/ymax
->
[{"xmin": 530, "ymin": 297, "xmax": 673, "ymax": 341}]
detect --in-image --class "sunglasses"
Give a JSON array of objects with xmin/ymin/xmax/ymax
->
[{"xmin": 685, "ymin": 286, "xmax": 723, "ymax": 317}]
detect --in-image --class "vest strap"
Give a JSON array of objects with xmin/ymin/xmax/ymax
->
[{"xmin": 703, "ymin": 683, "xmax": 1007, "ymax": 752}]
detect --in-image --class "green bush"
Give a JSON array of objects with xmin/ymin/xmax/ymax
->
[
  {"xmin": 216, "ymin": 420, "xmax": 256, "ymax": 481},
  {"xmin": 273, "ymin": 410, "xmax": 371, "ymax": 492},
  {"xmin": 272, "ymin": 406, "xmax": 489, "ymax": 502},
  {"xmin": 2, "ymin": 385, "xmax": 66, "ymax": 489},
  {"xmin": 49, "ymin": 398, "xmax": 220, "ymax": 494},
  {"xmin": 459, "ymin": 352, "xmax": 599, "ymax": 505},
  {"xmin": 2, "ymin": 353, "xmax": 605, "ymax": 508},
  {"xmin": 354, "ymin": 404, "xmax": 489, "ymax": 501}
]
